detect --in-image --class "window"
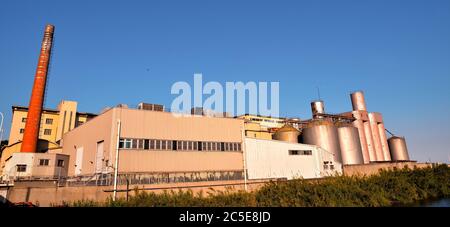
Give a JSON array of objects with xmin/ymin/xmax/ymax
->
[
  {"xmin": 138, "ymin": 139, "xmax": 144, "ymax": 149},
  {"xmin": 57, "ymin": 159, "xmax": 64, "ymax": 167},
  {"xmin": 193, "ymin": 141, "xmax": 198, "ymax": 150},
  {"xmin": 155, "ymin": 140, "xmax": 161, "ymax": 150},
  {"xmin": 144, "ymin": 139, "xmax": 149, "ymax": 149},
  {"xmin": 119, "ymin": 139, "xmax": 124, "ymax": 148},
  {"xmin": 167, "ymin": 140, "xmax": 172, "ymax": 150},
  {"xmin": 132, "ymin": 139, "xmax": 138, "ymax": 149},
  {"xmin": 20, "ymin": 128, "xmax": 24, "ymax": 134},
  {"xmin": 150, "ymin": 140, "xmax": 155, "ymax": 149},
  {"xmin": 22, "ymin": 117, "xmax": 27, "ymax": 123},
  {"xmin": 39, "ymin": 159, "xmax": 49, "ymax": 166},
  {"xmin": 125, "ymin": 139, "xmax": 132, "ymax": 149},
  {"xmin": 17, "ymin": 165, "xmax": 27, "ymax": 172},
  {"xmin": 45, "ymin": 118, "xmax": 53, "ymax": 124},
  {"xmin": 76, "ymin": 121, "xmax": 84, "ymax": 127},
  {"xmin": 161, "ymin": 140, "xmax": 167, "ymax": 150},
  {"xmin": 44, "ymin": 129, "xmax": 52, "ymax": 135},
  {"xmin": 289, "ymin": 150, "xmax": 312, "ymax": 155}
]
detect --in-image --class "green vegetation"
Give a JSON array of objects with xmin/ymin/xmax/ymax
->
[{"xmin": 65, "ymin": 164, "xmax": 450, "ymax": 207}]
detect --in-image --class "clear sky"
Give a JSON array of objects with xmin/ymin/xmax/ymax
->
[{"xmin": 1, "ymin": 0, "xmax": 449, "ymax": 163}]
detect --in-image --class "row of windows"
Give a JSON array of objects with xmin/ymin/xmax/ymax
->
[
  {"xmin": 288, "ymin": 150, "xmax": 313, "ymax": 156},
  {"xmin": 19, "ymin": 128, "xmax": 52, "ymax": 135},
  {"xmin": 21, "ymin": 118, "xmax": 53, "ymax": 125},
  {"xmin": 39, "ymin": 159, "xmax": 64, "ymax": 167},
  {"xmin": 16, "ymin": 159, "xmax": 65, "ymax": 172},
  {"xmin": 119, "ymin": 138, "xmax": 242, "ymax": 152},
  {"xmin": 249, "ymin": 118, "xmax": 283, "ymax": 124}
]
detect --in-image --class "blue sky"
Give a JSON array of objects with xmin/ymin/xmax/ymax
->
[{"xmin": 1, "ymin": 0, "xmax": 449, "ymax": 163}]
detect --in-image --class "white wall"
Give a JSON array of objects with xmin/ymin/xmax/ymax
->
[
  {"xmin": 3, "ymin": 152, "xmax": 35, "ymax": 178},
  {"xmin": 244, "ymin": 138, "xmax": 341, "ymax": 180}
]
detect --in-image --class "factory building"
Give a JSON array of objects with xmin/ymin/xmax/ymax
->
[
  {"xmin": 0, "ymin": 25, "xmax": 413, "ymax": 206},
  {"xmin": 237, "ymin": 114, "xmax": 286, "ymax": 140},
  {"xmin": 245, "ymin": 138, "xmax": 340, "ymax": 180},
  {"xmin": 0, "ymin": 101, "xmax": 96, "ymax": 176},
  {"xmin": 60, "ymin": 106, "xmax": 245, "ymax": 182}
]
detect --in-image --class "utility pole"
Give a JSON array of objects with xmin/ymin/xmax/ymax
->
[{"xmin": 113, "ymin": 120, "xmax": 121, "ymax": 201}]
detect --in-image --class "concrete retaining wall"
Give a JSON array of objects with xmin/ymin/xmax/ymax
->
[
  {"xmin": 4, "ymin": 179, "xmax": 273, "ymax": 206},
  {"xmin": 343, "ymin": 161, "xmax": 432, "ymax": 176}
]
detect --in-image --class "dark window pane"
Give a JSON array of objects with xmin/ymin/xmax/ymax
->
[{"xmin": 144, "ymin": 139, "xmax": 149, "ymax": 149}]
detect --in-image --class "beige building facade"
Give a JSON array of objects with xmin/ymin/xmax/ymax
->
[
  {"xmin": 0, "ymin": 100, "xmax": 96, "ymax": 176},
  {"xmin": 61, "ymin": 107, "xmax": 246, "ymax": 177}
]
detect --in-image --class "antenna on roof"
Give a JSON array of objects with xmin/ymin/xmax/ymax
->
[{"xmin": 316, "ymin": 86, "xmax": 321, "ymax": 100}]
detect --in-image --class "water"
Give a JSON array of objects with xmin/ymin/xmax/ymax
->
[{"xmin": 405, "ymin": 198, "xmax": 450, "ymax": 207}]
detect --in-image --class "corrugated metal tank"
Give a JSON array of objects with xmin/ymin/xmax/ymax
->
[
  {"xmin": 302, "ymin": 120, "xmax": 342, "ymax": 164},
  {"xmin": 388, "ymin": 136, "xmax": 410, "ymax": 161},
  {"xmin": 337, "ymin": 126, "xmax": 364, "ymax": 165},
  {"xmin": 273, "ymin": 124, "xmax": 300, "ymax": 143}
]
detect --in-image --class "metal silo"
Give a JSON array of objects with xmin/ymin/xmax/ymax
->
[
  {"xmin": 388, "ymin": 136, "xmax": 410, "ymax": 161},
  {"xmin": 363, "ymin": 121, "xmax": 377, "ymax": 162},
  {"xmin": 368, "ymin": 113, "xmax": 384, "ymax": 161},
  {"xmin": 273, "ymin": 124, "xmax": 300, "ymax": 143},
  {"xmin": 311, "ymin": 100, "xmax": 325, "ymax": 119},
  {"xmin": 352, "ymin": 119, "xmax": 370, "ymax": 163},
  {"xmin": 350, "ymin": 91, "xmax": 367, "ymax": 111},
  {"xmin": 302, "ymin": 120, "xmax": 342, "ymax": 164},
  {"xmin": 337, "ymin": 126, "xmax": 364, "ymax": 165},
  {"xmin": 378, "ymin": 123, "xmax": 391, "ymax": 161}
]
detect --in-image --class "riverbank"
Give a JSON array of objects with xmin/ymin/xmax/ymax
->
[{"xmin": 66, "ymin": 164, "xmax": 450, "ymax": 207}]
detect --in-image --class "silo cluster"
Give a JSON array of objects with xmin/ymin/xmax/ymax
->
[
  {"xmin": 348, "ymin": 91, "xmax": 393, "ymax": 163},
  {"xmin": 295, "ymin": 93, "xmax": 410, "ymax": 166},
  {"xmin": 268, "ymin": 91, "xmax": 410, "ymax": 166}
]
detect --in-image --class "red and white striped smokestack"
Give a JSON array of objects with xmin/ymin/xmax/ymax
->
[{"xmin": 21, "ymin": 24, "xmax": 55, "ymax": 153}]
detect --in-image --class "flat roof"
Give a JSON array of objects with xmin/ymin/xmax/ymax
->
[{"xmin": 12, "ymin": 105, "xmax": 97, "ymax": 117}]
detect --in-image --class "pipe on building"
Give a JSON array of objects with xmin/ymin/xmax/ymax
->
[{"xmin": 21, "ymin": 24, "xmax": 55, "ymax": 153}]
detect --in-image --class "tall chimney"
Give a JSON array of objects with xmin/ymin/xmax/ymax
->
[{"xmin": 21, "ymin": 24, "xmax": 55, "ymax": 153}]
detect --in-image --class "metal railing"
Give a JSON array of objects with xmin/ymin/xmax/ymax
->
[{"xmin": 44, "ymin": 170, "xmax": 245, "ymax": 187}]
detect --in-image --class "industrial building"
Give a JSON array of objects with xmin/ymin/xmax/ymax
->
[
  {"xmin": 245, "ymin": 137, "xmax": 340, "ymax": 180},
  {"xmin": 60, "ymin": 106, "xmax": 245, "ymax": 179},
  {"xmin": 0, "ymin": 24, "xmax": 415, "ymax": 205},
  {"xmin": 0, "ymin": 101, "xmax": 96, "ymax": 177}
]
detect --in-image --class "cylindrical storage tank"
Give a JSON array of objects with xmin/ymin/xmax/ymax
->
[
  {"xmin": 302, "ymin": 121, "xmax": 342, "ymax": 164},
  {"xmin": 337, "ymin": 126, "xmax": 364, "ymax": 165},
  {"xmin": 352, "ymin": 119, "xmax": 370, "ymax": 163},
  {"xmin": 377, "ymin": 123, "xmax": 391, "ymax": 161},
  {"xmin": 388, "ymin": 136, "xmax": 410, "ymax": 161},
  {"xmin": 311, "ymin": 100, "xmax": 325, "ymax": 119},
  {"xmin": 368, "ymin": 113, "xmax": 384, "ymax": 161},
  {"xmin": 273, "ymin": 124, "xmax": 300, "ymax": 143},
  {"xmin": 350, "ymin": 91, "xmax": 367, "ymax": 111},
  {"xmin": 363, "ymin": 121, "xmax": 377, "ymax": 162}
]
